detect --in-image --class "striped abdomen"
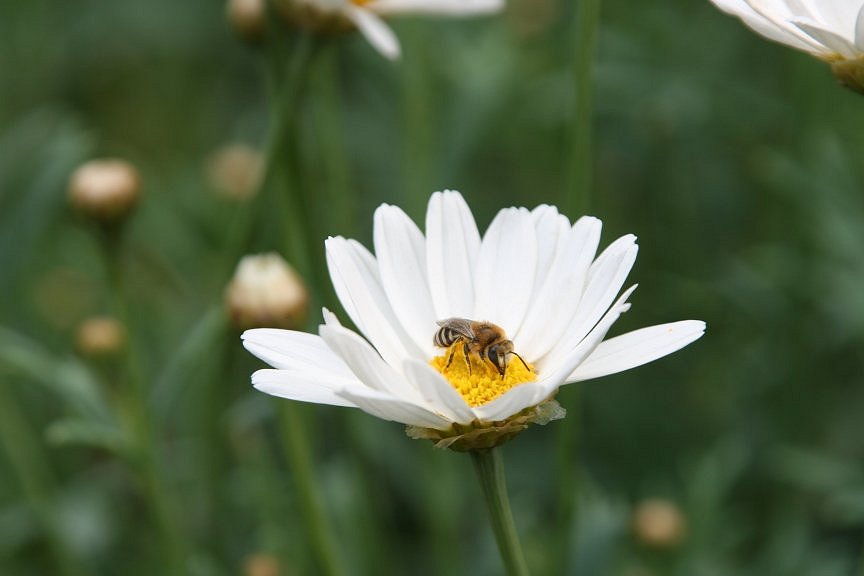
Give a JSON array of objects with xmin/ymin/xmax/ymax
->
[
  {"xmin": 434, "ymin": 325, "xmax": 463, "ymax": 348},
  {"xmin": 433, "ymin": 318, "xmax": 476, "ymax": 348}
]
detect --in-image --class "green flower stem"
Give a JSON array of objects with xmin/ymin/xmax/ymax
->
[
  {"xmin": 0, "ymin": 382, "xmax": 92, "ymax": 576},
  {"xmin": 312, "ymin": 44, "xmax": 354, "ymax": 241},
  {"xmin": 471, "ymin": 448, "xmax": 531, "ymax": 576},
  {"xmin": 564, "ymin": 0, "xmax": 602, "ymax": 216},
  {"xmin": 260, "ymin": 25, "xmax": 345, "ymax": 576},
  {"xmin": 557, "ymin": 0, "xmax": 602, "ymax": 571},
  {"xmin": 101, "ymin": 237, "xmax": 188, "ymax": 575},
  {"xmin": 553, "ymin": 386, "xmax": 580, "ymax": 574},
  {"xmin": 401, "ymin": 23, "xmax": 433, "ymax": 217},
  {"xmin": 277, "ymin": 404, "xmax": 345, "ymax": 576}
]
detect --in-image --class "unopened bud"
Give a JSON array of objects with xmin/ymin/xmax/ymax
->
[
  {"xmin": 227, "ymin": 0, "xmax": 266, "ymax": 42},
  {"xmin": 243, "ymin": 553, "xmax": 281, "ymax": 576},
  {"xmin": 68, "ymin": 159, "xmax": 140, "ymax": 223},
  {"xmin": 226, "ymin": 253, "xmax": 309, "ymax": 330},
  {"xmin": 206, "ymin": 143, "xmax": 263, "ymax": 201},
  {"xmin": 76, "ymin": 316, "xmax": 126, "ymax": 357},
  {"xmin": 632, "ymin": 499, "xmax": 686, "ymax": 548}
]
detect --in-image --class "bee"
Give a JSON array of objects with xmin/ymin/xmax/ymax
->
[{"xmin": 433, "ymin": 318, "xmax": 529, "ymax": 379}]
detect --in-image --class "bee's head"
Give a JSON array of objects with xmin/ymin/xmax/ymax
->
[{"xmin": 487, "ymin": 340, "xmax": 515, "ymax": 378}]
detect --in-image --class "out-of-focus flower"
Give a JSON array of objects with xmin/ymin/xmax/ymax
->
[
  {"xmin": 68, "ymin": 159, "xmax": 140, "ymax": 223},
  {"xmin": 632, "ymin": 499, "xmax": 687, "ymax": 548},
  {"xmin": 227, "ymin": 0, "xmax": 267, "ymax": 42},
  {"xmin": 274, "ymin": 0, "xmax": 504, "ymax": 60},
  {"xmin": 243, "ymin": 191, "xmax": 705, "ymax": 451},
  {"xmin": 76, "ymin": 316, "xmax": 126, "ymax": 357},
  {"xmin": 243, "ymin": 553, "xmax": 282, "ymax": 576},
  {"xmin": 709, "ymin": 0, "xmax": 864, "ymax": 93},
  {"xmin": 206, "ymin": 143, "xmax": 263, "ymax": 201},
  {"xmin": 227, "ymin": 253, "xmax": 309, "ymax": 330}
]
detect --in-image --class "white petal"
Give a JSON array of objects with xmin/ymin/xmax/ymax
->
[
  {"xmin": 856, "ymin": 3, "xmax": 864, "ymax": 51},
  {"xmin": 567, "ymin": 320, "xmax": 706, "ymax": 383},
  {"xmin": 471, "ymin": 382, "xmax": 549, "ymax": 422},
  {"xmin": 538, "ymin": 235, "xmax": 638, "ymax": 371},
  {"xmin": 242, "ymin": 329, "xmax": 354, "ymax": 377},
  {"xmin": 252, "ymin": 369, "xmax": 359, "ymax": 408},
  {"xmin": 319, "ymin": 322, "xmax": 423, "ymax": 403},
  {"xmin": 403, "ymin": 359, "xmax": 475, "ymax": 424},
  {"xmin": 710, "ymin": 0, "xmax": 824, "ymax": 52},
  {"xmin": 325, "ymin": 236, "xmax": 424, "ymax": 369},
  {"xmin": 366, "ymin": 0, "xmax": 504, "ymax": 16},
  {"xmin": 514, "ymin": 216, "xmax": 602, "ymax": 361},
  {"xmin": 529, "ymin": 205, "xmax": 569, "ymax": 296},
  {"xmin": 374, "ymin": 204, "xmax": 437, "ymax": 357},
  {"xmin": 336, "ymin": 386, "xmax": 452, "ymax": 429},
  {"xmin": 536, "ymin": 286, "xmax": 637, "ymax": 397},
  {"xmin": 473, "ymin": 207, "xmax": 537, "ymax": 336},
  {"xmin": 793, "ymin": 0, "xmax": 861, "ymax": 42},
  {"xmin": 792, "ymin": 17, "xmax": 859, "ymax": 57},
  {"xmin": 426, "ymin": 190, "xmax": 481, "ymax": 319},
  {"xmin": 344, "ymin": 4, "xmax": 402, "ymax": 60}
]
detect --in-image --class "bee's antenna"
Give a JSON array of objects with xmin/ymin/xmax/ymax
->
[{"xmin": 509, "ymin": 351, "xmax": 530, "ymax": 372}]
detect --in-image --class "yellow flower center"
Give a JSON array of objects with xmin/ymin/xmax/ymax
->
[{"xmin": 430, "ymin": 344, "xmax": 537, "ymax": 407}]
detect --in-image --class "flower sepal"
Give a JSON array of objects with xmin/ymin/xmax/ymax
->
[
  {"xmin": 406, "ymin": 398, "xmax": 566, "ymax": 452},
  {"xmin": 831, "ymin": 56, "xmax": 864, "ymax": 95}
]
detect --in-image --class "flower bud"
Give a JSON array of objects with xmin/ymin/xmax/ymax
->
[
  {"xmin": 227, "ymin": 0, "xmax": 266, "ymax": 43},
  {"xmin": 68, "ymin": 159, "xmax": 140, "ymax": 223},
  {"xmin": 243, "ymin": 553, "xmax": 281, "ymax": 576},
  {"xmin": 226, "ymin": 253, "xmax": 309, "ymax": 330},
  {"xmin": 206, "ymin": 143, "xmax": 263, "ymax": 201},
  {"xmin": 631, "ymin": 499, "xmax": 687, "ymax": 548},
  {"xmin": 76, "ymin": 316, "xmax": 126, "ymax": 357}
]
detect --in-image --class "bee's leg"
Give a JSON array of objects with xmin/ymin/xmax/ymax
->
[
  {"xmin": 444, "ymin": 346, "xmax": 456, "ymax": 371},
  {"xmin": 463, "ymin": 342, "xmax": 472, "ymax": 375}
]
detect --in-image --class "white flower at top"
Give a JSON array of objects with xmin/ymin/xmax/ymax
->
[
  {"xmin": 243, "ymin": 191, "xmax": 705, "ymax": 450},
  {"xmin": 709, "ymin": 0, "xmax": 864, "ymax": 92},
  {"xmin": 278, "ymin": 0, "xmax": 504, "ymax": 60}
]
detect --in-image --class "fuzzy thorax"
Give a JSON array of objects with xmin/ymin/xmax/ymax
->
[{"xmin": 430, "ymin": 343, "xmax": 536, "ymax": 407}]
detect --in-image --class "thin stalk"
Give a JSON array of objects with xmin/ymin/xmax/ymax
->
[
  {"xmin": 557, "ymin": 0, "xmax": 602, "ymax": 572},
  {"xmin": 0, "ymin": 382, "xmax": 92, "ymax": 576},
  {"xmin": 277, "ymin": 405, "xmax": 345, "ymax": 576},
  {"xmin": 471, "ymin": 448, "xmax": 531, "ymax": 576},
  {"xmin": 101, "ymin": 234, "xmax": 188, "ymax": 575},
  {"xmin": 553, "ymin": 386, "xmax": 580, "ymax": 574},
  {"xmin": 307, "ymin": 44, "xmax": 351, "ymax": 312},
  {"xmin": 312, "ymin": 44, "xmax": 353, "ymax": 233},
  {"xmin": 260, "ymin": 26, "xmax": 345, "ymax": 576},
  {"xmin": 401, "ymin": 22, "xmax": 433, "ymax": 217},
  {"xmin": 564, "ymin": 0, "xmax": 602, "ymax": 216},
  {"xmin": 859, "ymin": 539, "xmax": 864, "ymax": 576}
]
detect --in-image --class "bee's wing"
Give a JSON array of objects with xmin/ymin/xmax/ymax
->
[{"xmin": 436, "ymin": 317, "xmax": 476, "ymax": 339}]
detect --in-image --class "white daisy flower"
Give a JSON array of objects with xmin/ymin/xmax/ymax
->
[
  {"xmin": 709, "ymin": 0, "xmax": 864, "ymax": 92},
  {"xmin": 243, "ymin": 191, "xmax": 705, "ymax": 450},
  {"xmin": 277, "ymin": 0, "xmax": 504, "ymax": 60}
]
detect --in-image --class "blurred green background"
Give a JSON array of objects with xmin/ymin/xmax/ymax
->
[{"xmin": 2, "ymin": 0, "xmax": 864, "ymax": 575}]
